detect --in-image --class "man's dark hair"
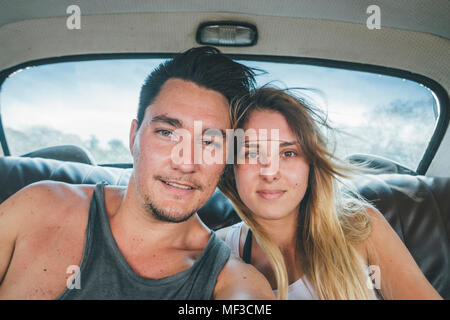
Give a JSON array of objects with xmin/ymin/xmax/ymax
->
[{"xmin": 137, "ymin": 46, "xmax": 256, "ymax": 128}]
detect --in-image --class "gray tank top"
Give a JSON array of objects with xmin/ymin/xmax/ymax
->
[{"xmin": 58, "ymin": 182, "xmax": 231, "ymax": 300}]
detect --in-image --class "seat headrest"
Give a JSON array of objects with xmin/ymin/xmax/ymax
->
[
  {"xmin": 21, "ymin": 145, "xmax": 96, "ymax": 165},
  {"xmin": 346, "ymin": 153, "xmax": 417, "ymax": 175}
]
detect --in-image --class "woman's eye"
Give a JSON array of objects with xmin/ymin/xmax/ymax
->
[{"xmin": 283, "ymin": 151, "xmax": 297, "ymax": 157}]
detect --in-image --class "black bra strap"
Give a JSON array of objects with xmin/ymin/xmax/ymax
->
[{"xmin": 242, "ymin": 228, "xmax": 253, "ymax": 264}]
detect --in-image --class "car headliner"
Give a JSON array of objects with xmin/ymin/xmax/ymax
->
[
  {"xmin": 1, "ymin": 0, "xmax": 449, "ymax": 39},
  {"xmin": 0, "ymin": 0, "xmax": 449, "ymax": 175}
]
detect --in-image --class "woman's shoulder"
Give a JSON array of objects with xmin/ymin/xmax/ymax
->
[{"xmin": 216, "ymin": 226, "xmax": 231, "ymax": 242}]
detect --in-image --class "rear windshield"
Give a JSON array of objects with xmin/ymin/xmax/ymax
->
[{"xmin": 0, "ymin": 58, "xmax": 439, "ymax": 170}]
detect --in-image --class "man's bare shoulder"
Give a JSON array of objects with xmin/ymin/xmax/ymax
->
[
  {"xmin": 0, "ymin": 181, "xmax": 94, "ymax": 233},
  {"xmin": 214, "ymin": 254, "xmax": 275, "ymax": 300},
  {"xmin": 5, "ymin": 180, "xmax": 93, "ymax": 204},
  {"xmin": 0, "ymin": 181, "xmax": 98, "ymax": 299}
]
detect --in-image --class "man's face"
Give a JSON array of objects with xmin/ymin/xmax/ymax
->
[{"xmin": 129, "ymin": 78, "xmax": 230, "ymax": 223}]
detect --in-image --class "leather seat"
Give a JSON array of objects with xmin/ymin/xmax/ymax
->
[
  {"xmin": 0, "ymin": 156, "xmax": 448, "ymax": 298},
  {"xmin": 351, "ymin": 174, "xmax": 450, "ymax": 298}
]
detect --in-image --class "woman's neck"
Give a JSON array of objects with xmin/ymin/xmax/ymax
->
[
  {"xmin": 250, "ymin": 210, "xmax": 303, "ymax": 285},
  {"xmin": 256, "ymin": 211, "xmax": 299, "ymax": 251}
]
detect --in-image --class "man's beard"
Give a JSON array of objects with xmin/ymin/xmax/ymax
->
[{"xmin": 143, "ymin": 196, "xmax": 197, "ymax": 223}]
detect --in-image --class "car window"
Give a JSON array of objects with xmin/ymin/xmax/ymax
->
[
  {"xmin": 0, "ymin": 58, "xmax": 439, "ymax": 170},
  {"xmin": 0, "ymin": 59, "xmax": 165, "ymax": 164},
  {"xmin": 240, "ymin": 60, "xmax": 438, "ymax": 171}
]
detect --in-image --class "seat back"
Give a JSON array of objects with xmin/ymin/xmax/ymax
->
[
  {"xmin": 0, "ymin": 156, "xmax": 448, "ymax": 298},
  {"xmin": 352, "ymin": 174, "xmax": 450, "ymax": 298}
]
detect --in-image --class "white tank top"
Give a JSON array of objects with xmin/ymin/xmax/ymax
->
[{"xmin": 224, "ymin": 222, "xmax": 318, "ymax": 300}]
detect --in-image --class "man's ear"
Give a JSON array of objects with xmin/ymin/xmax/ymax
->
[{"xmin": 129, "ymin": 119, "xmax": 139, "ymax": 155}]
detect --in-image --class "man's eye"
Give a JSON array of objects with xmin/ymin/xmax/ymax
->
[
  {"xmin": 202, "ymin": 140, "xmax": 213, "ymax": 146},
  {"xmin": 202, "ymin": 140, "xmax": 222, "ymax": 148},
  {"xmin": 246, "ymin": 152, "xmax": 259, "ymax": 159},
  {"xmin": 156, "ymin": 129, "xmax": 173, "ymax": 137}
]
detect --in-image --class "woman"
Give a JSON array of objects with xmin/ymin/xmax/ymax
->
[{"xmin": 217, "ymin": 87, "xmax": 442, "ymax": 300}]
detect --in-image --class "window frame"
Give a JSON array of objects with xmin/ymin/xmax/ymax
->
[{"xmin": 0, "ymin": 53, "xmax": 448, "ymax": 174}]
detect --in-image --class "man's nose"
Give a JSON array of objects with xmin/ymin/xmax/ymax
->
[{"xmin": 170, "ymin": 138, "xmax": 198, "ymax": 173}]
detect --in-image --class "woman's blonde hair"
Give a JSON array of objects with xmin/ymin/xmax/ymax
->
[{"xmin": 218, "ymin": 87, "xmax": 377, "ymax": 300}]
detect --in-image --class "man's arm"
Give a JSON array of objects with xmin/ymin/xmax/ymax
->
[
  {"xmin": 213, "ymin": 255, "xmax": 275, "ymax": 300},
  {"xmin": 364, "ymin": 208, "xmax": 442, "ymax": 300},
  {"xmin": 0, "ymin": 181, "xmax": 75, "ymax": 286}
]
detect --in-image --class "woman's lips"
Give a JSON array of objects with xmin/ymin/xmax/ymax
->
[{"xmin": 256, "ymin": 190, "xmax": 286, "ymax": 200}]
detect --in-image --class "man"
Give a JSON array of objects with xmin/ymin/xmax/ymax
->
[{"xmin": 0, "ymin": 47, "xmax": 274, "ymax": 299}]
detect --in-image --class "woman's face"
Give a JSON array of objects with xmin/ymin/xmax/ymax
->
[{"xmin": 234, "ymin": 109, "xmax": 310, "ymax": 222}]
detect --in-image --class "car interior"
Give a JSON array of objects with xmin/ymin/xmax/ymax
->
[{"xmin": 0, "ymin": 0, "xmax": 449, "ymax": 299}]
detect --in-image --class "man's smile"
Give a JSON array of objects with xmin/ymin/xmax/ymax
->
[
  {"xmin": 160, "ymin": 179, "xmax": 195, "ymax": 190},
  {"xmin": 156, "ymin": 176, "xmax": 203, "ymax": 196}
]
